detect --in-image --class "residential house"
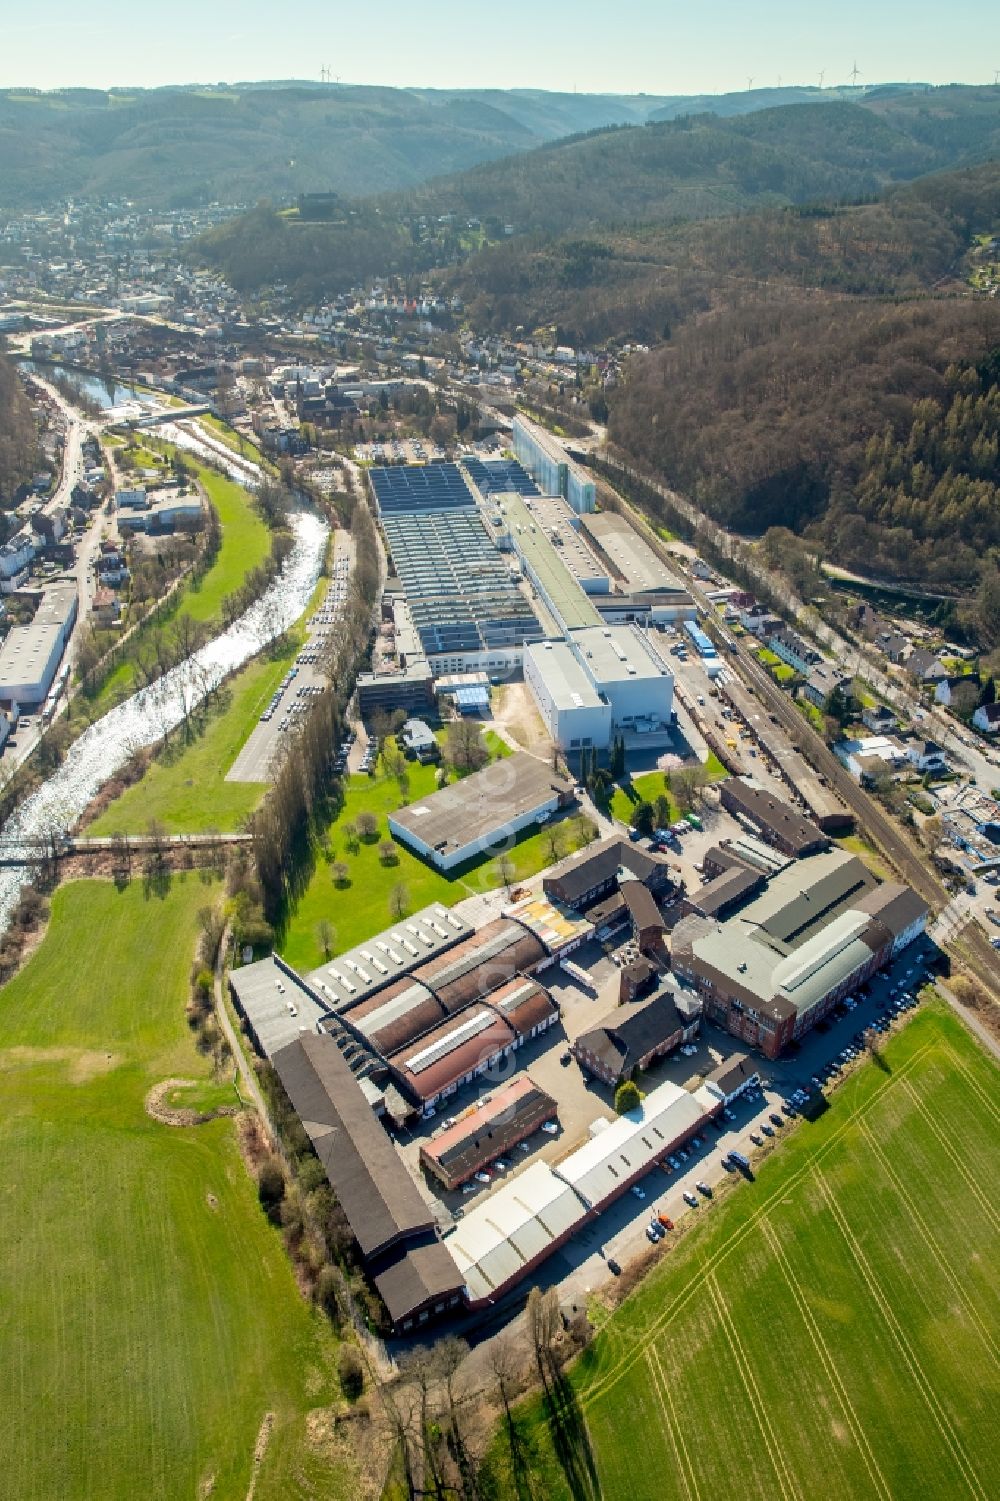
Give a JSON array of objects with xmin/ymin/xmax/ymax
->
[
  {"xmin": 876, "ymin": 630, "xmax": 909, "ymax": 664},
  {"xmin": 905, "ymin": 648, "xmax": 947, "ymax": 686},
  {"xmin": 906, "ymin": 739, "xmax": 948, "ymax": 775},
  {"xmin": 862, "ymin": 703, "xmax": 897, "ymax": 734},
  {"xmin": 802, "ymin": 663, "xmax": 854, "ymax": 712},
  {"xmin": 767, "ymin": 625, "xmax": 821, "ymax": 676},
  {"xmin": 973, "ymin": 702, "xmax": 1000, "ymax": 735}
]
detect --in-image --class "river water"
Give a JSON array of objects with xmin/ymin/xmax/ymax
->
[
  {"xmin": 0, "ymin": 422, "xmax": 329, "ymax": 929},
  {"xmin": 18, "ymin": 359, "xmax": 159, "ymax": 412}
]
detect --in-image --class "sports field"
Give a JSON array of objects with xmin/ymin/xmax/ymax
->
[
  {"xmin": 0, "ymin": 879, "xmax": 355, "ymax": 1501},
  {"xmin": 481, "ymin": 1003, "xmax": 1000, "ymax": 1501}
]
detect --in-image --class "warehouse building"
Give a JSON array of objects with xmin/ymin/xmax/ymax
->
[
  {"xmin": 512, "ymin": 414, "xmax": 596, "ymax": 513},
  {"xmin": 308, "ymin": 904, "xmax": 473, "ymax": 1012},
  {"xmin": 419, "ymin": 1076, "xmax": 558, "ymax": 1191},
  {"xmin": 524, "ymin": 625, "xmax": 674, "ymax": 754},
  {"xmin": 490, "ymin": 492, "xmax": 604, "ymax": 632},
  {"xmin": 720, "ymin": 778, "xmax": 830, "ymax": 858},
  {"xmin": 271, "ymin": 1032, "xmax": 465, "ymax": 1333},
  {"xmin": 571, "ymin": 977, "xmax": 701, "ymax": 1086},
  {"xmin": 410, "ymin": 917, "xmax": 548, "ymax": 1013},
  {"xmin": 228, "ymin": 954, "xmax": 330, "ymax": 1058},
  {"xmin": 390, "ymin": 1004, "xmax": 520, "ymax": 1109},
  {"xmin": 388, "ymin": 752, "xmax": 575, "ymax": 871},
  {"xmin": 579, "ymin": 511, "xmax": 694, "ymax": 616},
  {"xmin": 670, "ymin": 851, "xmax": 927, "ymax": 1058},
  {"xmin": 370, "ymin": 463, "xmax": 544, "ymax": 672},
  {"xmin": 450, "ymin": 1076, "xmax": 719, "ymax": 1307},
  {"xmin": 0, "ymin": 584, "xmax": 78, "ymax": 706}
]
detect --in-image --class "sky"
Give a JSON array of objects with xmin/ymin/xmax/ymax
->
[{"xmin": 2, "ymin": 0, "xmax": 996, "ymax": 95}]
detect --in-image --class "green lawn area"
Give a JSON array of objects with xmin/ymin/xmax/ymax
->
[
  {"xmin": 609, "ymin": 754, "xmax": 728, "ymax": 826},
  {"xmin": 87, "ymin": 639, "xmax": 299, "ymax": 836},
  {"xmin": 0, "ymin": 878, "xmax": 354, "ymax": 1501},
  {"xmin": 480, "ymin": 1002, "xmax": 1000, "ymax": 1501},
  {"xmin": 797, "ymin": 696, "xmax": 827, "ymax": 733},
  {"xmin": 280, "ymin": 746, "xmax": 593, "ymax": 971},
  {"xmin": 198, "ymin": 414, "xmax": 266, "ymax": 462}
]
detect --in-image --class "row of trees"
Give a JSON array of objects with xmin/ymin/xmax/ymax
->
[{"xmin": 251, "ymin": 494, "xmax": 380, "ymax": 920}]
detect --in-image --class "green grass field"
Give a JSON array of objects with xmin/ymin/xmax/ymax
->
[
  {"xmin": 280, "ymin": 748, "xmax": 593, "ymax": 971},
  {"xmin": 481, "ymin": 1002, "xmax": 1000, "ymax": 1501},
  {"xmin": 87, "ymin": 639, "xmax": 300, "ymax": 836},
  {"xmin": 610, "ymin": 755, "xmax": 727, "ymax": 827},
  {"xmin": 0, "ymin": 878, "xmax": 355, "ymax": 1501}
]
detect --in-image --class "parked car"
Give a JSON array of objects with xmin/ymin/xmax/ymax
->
[
  {"xmin": 631, "ymin": 1184, "xmax": 646, "ymax": 1200},
  {"xmin": 541, "ymin": 1120, "xmax": 559, "ymax": 1135},
  {"xmin": 658, "ymin": 1213, "xmax": 674, "ymax": 1230},
  {"xmin": 474, "ymin": 1171, "xmax": 491, "ymax": 1184},
  {"xmin": 607, "ymin": 1258, "xmax": 622, "ymax": 1275},
  {"xmin": 646, "ymin": 1224, "xmax": 660, "ymax": 1243},
  {"xmin": 683, "ymin": 1190, "xmax": 699, "ymax": 1207},
  {"xmin": 696, "ymin": 1181, "xmax": 713, "ymax": 1198}
]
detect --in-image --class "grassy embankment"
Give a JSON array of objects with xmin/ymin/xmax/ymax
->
[
  {"xmin": 79, "ymin": 454, "xmax": 271, "ymax": 719},
  {"xmin": 480, "ymin": 1001, "xmax": 1000, "ymax": 1501},
  {"xmin": 0, "ymin": 877, "xmax": 356, "ymax": 1501}
]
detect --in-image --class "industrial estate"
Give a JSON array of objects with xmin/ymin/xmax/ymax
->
[{"xmin": 1, "ymin": 69, "xmax": 998, "ymax": 1501}]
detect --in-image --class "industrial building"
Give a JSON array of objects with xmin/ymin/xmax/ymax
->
[
  {"xmin": 419, "ymin": 1076, "xmax": 558, "ymax": 1191},
  {"xmin": 308, "ymin": 903, "xmax": 474, "ymax": 1013},
  {"xmin": 271, "ymin": 1033, "xmax": 465, "ymax": 1333},
  {"xmin": 512, "ymin": 414, "xmax": 596, "ymax": 513},
  {"xmin": 490, "ymin": 492, "xmax": 604, "ymax": 633},
  {"xmin": 720, "ymin": 778, "xmax": 830, "ymax": 859},
  {"xmin": 355, "ymin": 662, "xmax": 435, "ymax": 719},
  {"xmin": 388, "ymin": 751, "xmax": 575, "ymax": 871},
  {"xmin": 449, "ymin": 1075, "xmax": 721, "ymax": 1308},
  {"xmin": 670, "ymin": 851, "xmax": 927, "ymax": 1058},
  {"xmin": 369, "ymin": 463, "xmax": 543, "ymax": 672},
  {"xmin": 0, "ymin": 584, "xmax": 78, "ymax": 707},
  {"xmin": 524, "ymin": 625, "xmax": 674, "ymax": 754},
  {"xmin": 571, "ymin": 976, "xmax": 701, "ymax": 1086},
  {"xmin": 579, "ymin": 511, "xmax": 694, "ymax": 616},
  {"xmin": 543, "ymin": 834, "xmax": 670, "ymax": 910}
]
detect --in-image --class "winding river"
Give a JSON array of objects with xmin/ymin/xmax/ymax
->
[{"xmin": 0, "ymin": 420, "xmax": 329, "ymax": 929}]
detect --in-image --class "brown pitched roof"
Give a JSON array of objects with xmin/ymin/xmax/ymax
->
[{"xmin": 271, "ymin": 1032, "xmax": 435, "ymax": 1259}]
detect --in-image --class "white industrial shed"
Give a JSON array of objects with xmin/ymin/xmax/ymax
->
[{"xmin": 450, "ymin": 1076, "xmax": 718, "ymax": 1307}]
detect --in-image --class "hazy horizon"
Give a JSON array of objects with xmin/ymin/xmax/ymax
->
[{"xmin": 2, "ymin": 0, "xmax": 994, "ymax": 97}]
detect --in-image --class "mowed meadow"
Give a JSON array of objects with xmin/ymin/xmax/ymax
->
[
  {"xmin": 0, "ymin": 878, "xmax": 356, "ymax": 1501},
  {"xmin": 481, "ymin": 1002, "xmax": 1000, "ymax": 1501}
]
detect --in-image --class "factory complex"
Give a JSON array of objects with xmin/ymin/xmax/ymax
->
[
  {"xmin": 228, "ymin": 770, "xmax": 926, "ymax": 1334},
  {"xmin": 361, "ymin": 432, "xmax": 694, "ymax": 755}
]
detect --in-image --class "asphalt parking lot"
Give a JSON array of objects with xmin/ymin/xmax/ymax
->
[
  {"xmin": 226, "ymin": 535, "xmax": 352, "ymax": 783},
  {"xmin": 394, "ymin": 927, "xmax": 939, "ymax": 1318}
]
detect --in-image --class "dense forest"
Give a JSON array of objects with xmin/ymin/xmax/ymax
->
[
  {"xmin": 391, "ymin": 90, "xmax": 1000, "ymax": 237},
  {"xmin": 0, "ymin": 354, "xmax": 37, "ymax": 509},
  {"xmin": 609, "ymin": 301, "xmax": 1000, "ymax": 597},
  {"xmin": 194, "ymin": 205, "xmax": 432, "ymax": 304},
  {"xmin": 439, "ymin": 162, "xmax": 998, "ymax": 343}
]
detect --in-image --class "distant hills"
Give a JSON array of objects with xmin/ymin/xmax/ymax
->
[{"xmin": 0, "ymin": 79, "xmax": 947, "ymax": 213}]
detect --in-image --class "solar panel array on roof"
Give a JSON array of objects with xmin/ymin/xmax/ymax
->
[
  {"xmin": 372, "ymin": 465, "xmax": 545, "ymax": 658},
  {"xmin": 370, "ymin": 463, "xmax": 475, "ymax": 517},
  {"xmin": 464, "ymin": 457, "xmax": 540, "ymax": 498}
]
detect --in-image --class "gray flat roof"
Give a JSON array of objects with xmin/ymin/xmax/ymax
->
[
  {"xmin": 568, "ymin": 624, "xmax": 670, "ymax": 687},
  {"xmin": 524, "ymin": 638, "xmax": 605, "ymax": 711},
  {"xmin": 228, "ymin": 956, "xmax": 329, "ymax": 1057},
  {"xmin": 580, "ymin": 511, "xmax": 690, "ymax": 595},
  {"xmin": 0, "ymin": 583, "xmax": 77, "ymax": 689},
  {"xmin": 389, "ymin": 751, "xmax": 574, "ymax": 860}
]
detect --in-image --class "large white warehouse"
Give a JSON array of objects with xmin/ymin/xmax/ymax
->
[{"xmin": 524, "ymin": 624, "xmax": 674, "ymax": 754}]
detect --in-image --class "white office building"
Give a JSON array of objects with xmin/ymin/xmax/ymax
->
[
  {"xmin": 513, "ymin": 414, "xmax": 596, "ymax": 514},
  {"xmin": 524, "ymin": 624, "xmax": 674, "ymax": 754}
]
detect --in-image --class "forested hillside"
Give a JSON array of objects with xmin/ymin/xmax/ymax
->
[
  {"xmin": 392, "ymin": 89, "xmax": 1000, "ymax": 236},
  {"xmin": 440, "ymin": 161, "xmax": 996, "ymax": 343},
  {"xmin": 609, "ymin": 301, "xmax": 1000, "ymax": 600},
  {"xmin": 197, "ymin": 86, "xmax": 1000, "ymax": 303},
  {"xmin": 0, "ymin": 355, "xmax": 36, "ymax": 509}
]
